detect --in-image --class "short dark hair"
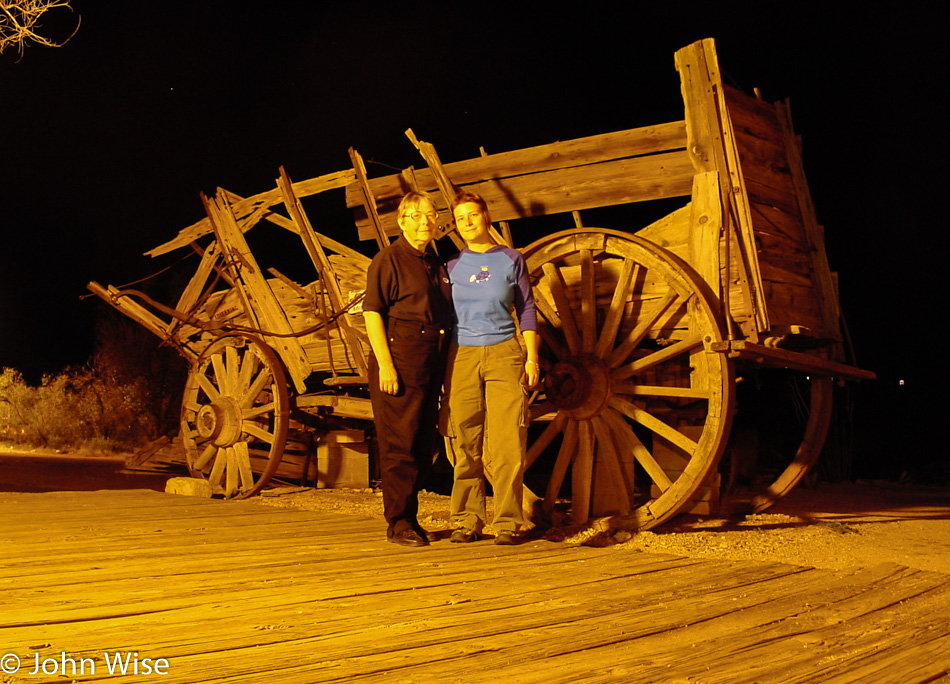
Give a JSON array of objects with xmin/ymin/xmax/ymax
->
[{"xmin": 451, "ymin": 190, "xmax": 492, "ymax": 226}]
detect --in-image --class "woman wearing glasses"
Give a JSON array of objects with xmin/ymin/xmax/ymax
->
[
  {"xmin": 442, "ymin": 190, "xmax": 538, "ymax": 545},
  {"xmin": 363, "ymin": 191, "xmax": 453, "ymax": 547}
]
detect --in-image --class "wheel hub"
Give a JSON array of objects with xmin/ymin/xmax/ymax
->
[
  {"xmin": 195, "ymin": 397, "xmax": 243, "ymax": 447},
  {"xmin": 544, "ymin": 354, "xmax": 611, "ymax": 420}
]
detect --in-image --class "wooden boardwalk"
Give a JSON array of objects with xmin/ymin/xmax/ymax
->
[{"xmin": 2, "ymin": 489, "xmax": 949, "ymax": 683}]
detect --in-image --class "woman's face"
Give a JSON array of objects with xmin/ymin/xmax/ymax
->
[
  {"xmin": 398, "ymin": 198, "xmax": 438, "ymax": 250},
  {"xmin": 453, "ymin": 202, "xmax": 491, "ymax": 245}
]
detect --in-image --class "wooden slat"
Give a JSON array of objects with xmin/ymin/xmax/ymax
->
[
  {"xmin": 724, "ymin": 340, "xmax": 876, "ymax": 380},
  {"xmin": 146, "ymin": 170, "xmax": 357, "ymax": 258},
  {"xmin": 354, "ymin": 149, "xmax": 695, "ymax": 241},
  {"xmin": 278, "ymin": 167, "xmax": 368, "ymax": 375},
  {"xmin": 346, "ymin": 122, "xmax": 688, "ymax": 208}
]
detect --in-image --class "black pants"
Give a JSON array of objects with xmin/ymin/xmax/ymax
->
[{"xmin": 369, "ymin": 321, "xmax": 448, "ymax": 532}]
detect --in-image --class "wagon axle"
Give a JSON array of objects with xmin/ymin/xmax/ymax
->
[
  {"xmin": 194, "ymin": 399, "xmax": 243, "ymax": 448},
  {"xmin": 544, "ymin": 354, "xmax": 611, "ymax": 420}
]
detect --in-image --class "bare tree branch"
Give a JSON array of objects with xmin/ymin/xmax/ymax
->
[{"xmin": 1, "ymin": 0, "xmax": 79, "ymax": 61}]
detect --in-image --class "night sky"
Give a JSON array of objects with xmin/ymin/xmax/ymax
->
[{"xmin": 3, "ymin": 2, "xmax": 942, "ymax": 471}]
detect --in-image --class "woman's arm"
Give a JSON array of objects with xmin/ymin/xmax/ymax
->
[{"xmin": 363, "ymin": 311, "xmax": 399, "ymax": 395}]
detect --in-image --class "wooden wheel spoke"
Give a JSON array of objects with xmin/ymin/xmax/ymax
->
[
  {"xmin": 234, "ymin": 442, "xmax": 255, "ymax": 492},
  {"xmin": 225, "ymin": 345, "xmax": 240, "ymax": 394},
  {"xmin": 238, "ymin": 345, "xmax": 259, "ymax": 395},
  {"xmin": 590, "ymin": 414, "xmax": 632, "ymax": 512},
  {"xmin": 533, "ymin": 288, "xmax": 563, "ymax": 332},
  {"xmin": 608, "ymin": 395, "xmax": 699, "ymax": 456},
  {"xmin": 211, "ymin": 352, "xmax": 229, "ymax": 395},
  {"xmin": 193, "ymin": 443, "xmax": 217, "ymax": 472},
  {"xmin": 612, "ymin": 334, "xmax": 704, "ymax": 383},
  {"xmin": 534, "ymin": 291, "xmax": 569, "ymax": 359},
  {"xmin": 208, "ymin": 447, "xmax": 227, "ymax": 487},
  {"xmin": 243, "ymin": 401, "xmax": 277, "ymax": 421},
  {"xmin": 579, "ymin": 250, "xmax": 596, "ymax": 353},
  {"xmin": 241, "ymin": 367, "xmax": 273, "ymax": 409},
  {"xmin": 542, "ymin": 262, "xmax": 582, "ymax": 354},
  {"xmin": 607, "ymin": 289, "xmax": 681, "ymax": 368},
  {"xmin": 571, "ymin": 419, "xmax": 595, "ymax": 524},
  {"xmin": 528, "ymin": 400, "xmax": 558, "ymax": 422},
  {"xmin": 526, "ymin": 412, "xmax": 567, "ymax": 468},
  {"xmin": 594, "ymin": 258, "xmax": 636, "ymax": 359},
  {"xmin": 543, "ymin": 418, "xmax": 578, "ymax": 513},
  {"xmin": 611, "ymin": 383, "xmax": 711, "ymax": 400},
  {"xmin": 182, "ymin": 399, "xmax": 203, "ymax": 413},
  {"xmin": 243, "ymin": 420, "xmax": 276, "ymax": 444},
  {"xmin": 196, "ymin": 372, "xmax": 220, "ymax": 402},
  {"xmin": 225, "ymin": 446, "xmax": 239, "ymax": 497},
  {"xmin": 602, "ymin": 407, "xmax": 674, "ymax": 492}
]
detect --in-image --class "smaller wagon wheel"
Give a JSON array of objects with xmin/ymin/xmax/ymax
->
[
  {"xmin": 181, "ymin": 335, "xmax": 290, "ymax": 498},
  {"xmin": 720, "ymin": 372, "xmax": 834, "ymax": 514},
  {"xmin": 522, "ymin": 228, "xmax": 735, "ymax": 530}
]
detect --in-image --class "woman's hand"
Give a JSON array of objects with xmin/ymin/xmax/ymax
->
[
  {"xmin": 522, "ymin": 330, "xmax": 540, "ymax": 389},
  {"xmin": 524, "ymin": 359, "xmax": 539, "ymax": 389},
  {"xmin": 378, "ymin": 361, "xmax": 400, "ymax": 395}
]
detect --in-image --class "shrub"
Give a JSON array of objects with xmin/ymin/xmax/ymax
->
[{"xmin": 0, "ymin": 316, "xmax": 187, "ymax": 452}]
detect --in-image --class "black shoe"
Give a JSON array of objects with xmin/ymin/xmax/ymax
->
[
  {"xmin": 388, "ymin": 527, "xmax": 429, "ymax": 547},
  {"xmin": 494, "ymin": 531, "xmax": 518, "ymax": 546},
  {"xmin": 450, "ymin": 528, "xmax": 480, "ymax": 543},
  {"xmin": 415, "ymin": 525, "xmax": 438, "ymax": 543}
]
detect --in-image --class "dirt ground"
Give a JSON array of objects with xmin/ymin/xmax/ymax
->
[
  {"xmin": 254, "ymin": 480, "xmax": 950, "ymax": 574},
  {"xmin": 4, "ymin": 443, "xmax": 947, "ymax": 575}
]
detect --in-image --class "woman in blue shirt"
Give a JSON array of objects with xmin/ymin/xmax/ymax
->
[{"xmin": 442, "ymin": 190, "xmax": 538, "ymax": 545}]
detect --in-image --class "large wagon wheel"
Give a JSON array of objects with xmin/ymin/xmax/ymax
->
[
  {"xmin": 181, "ymin": 335, "xmax": 290, "ymax": 498},
  {"xmin": 522, "ymin": 229, "xmax": 735, "ymax": 530}
]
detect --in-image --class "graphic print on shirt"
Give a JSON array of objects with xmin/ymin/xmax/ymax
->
[{"xmin": 469, "ymin": 266, "xmax": 491, "ymax": 284}]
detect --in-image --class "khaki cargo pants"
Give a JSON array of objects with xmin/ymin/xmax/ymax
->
[{"xmin": 441, "ymin": 337, "xmax": 527, "ymax": 533}]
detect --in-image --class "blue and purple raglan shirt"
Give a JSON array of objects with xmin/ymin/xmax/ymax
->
[{"xmin": 446, "ymin": 246, "xmax": 537, "ymax": 347}]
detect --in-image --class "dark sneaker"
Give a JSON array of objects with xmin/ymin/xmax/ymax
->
[
  {"xmin": 450, "ymin": 528, "xmax": 480, "ymax": 543},
  {"xmin": 494, "ymin": 531, "xmax": 518, "ymax": 546},
  {"xmin": 388, "ymin": 527, "xmax": 429, "ymax": 547}
]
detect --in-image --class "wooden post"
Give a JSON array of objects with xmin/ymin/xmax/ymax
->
[
  {"xmin": 277, "ymin": 167, "xmax": 368, "ymax": 376},
  {"xmin": 348, "ymin": 147, "xmax": 390, "ymax": 251},
  {"xmin": 675, "ymin": 38, "xmax": 768, "ymax": 341},
  {"xmin": 201, "ymin": 191, "xmax": 311, "ymax": 394}
]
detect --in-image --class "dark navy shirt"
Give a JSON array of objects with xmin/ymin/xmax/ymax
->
[{"xmin": 363, "ymin": 236, "xmax": 453, "ymax": 329}]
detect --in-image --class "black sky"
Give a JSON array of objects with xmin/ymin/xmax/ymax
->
[{"xmin": 3, "ymin": 2, "xmax": 942, "ymax": 467}]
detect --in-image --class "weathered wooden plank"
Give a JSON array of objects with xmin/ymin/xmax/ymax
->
[
  {"xmin": 726, "ymin": 341, "xmax": 875, "ymax": 380},
  {"xmin": 86, "ymin": 283, "xmax": 179, "ymax": 350},
  {"xmin": 345, "ymin": 122, "xmax": 689, "ymax": 208},
  {"xmin": 354, "ymin": 150, "xmax": 695, "ymax": 241},
  {"xmin": 675, "ymin": 38, "xmax": 768, "ymax": 339}
]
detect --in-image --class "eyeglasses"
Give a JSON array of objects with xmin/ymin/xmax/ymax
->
[{"xmin": 402, "ymin": 211, "xmax": 438, "ymax": 221}]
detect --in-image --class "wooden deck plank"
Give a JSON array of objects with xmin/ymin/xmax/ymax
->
[{"xmin": 2, "ymin": 489, "xmax": 948, "ymax": 683}]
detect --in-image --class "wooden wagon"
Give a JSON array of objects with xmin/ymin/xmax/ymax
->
[{"xmin": 88, "ymin": 39, "xmax": 872, "ymax": 530}]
